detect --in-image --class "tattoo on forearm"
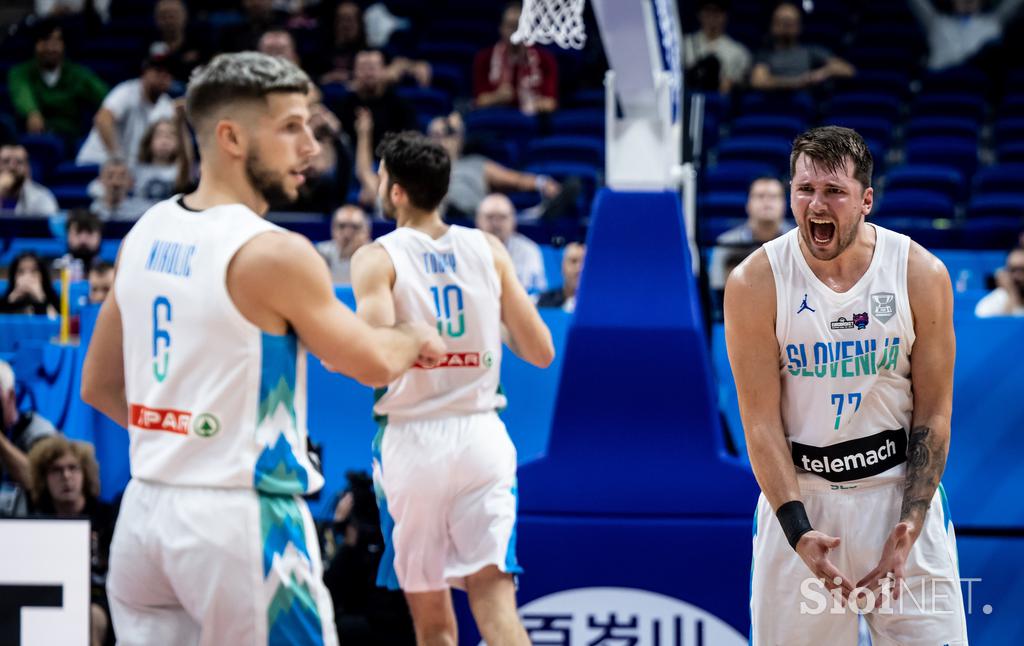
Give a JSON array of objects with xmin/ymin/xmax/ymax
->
[{"xmin": 900, "ymin": 425, "xmax": 945, "ymax": 523}]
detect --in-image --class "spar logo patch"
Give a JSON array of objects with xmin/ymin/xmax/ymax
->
[
  {"xmin": 130, "ymin": 404, "xmax": 191, "ymax": 434},
  {"xmin": 415, "ymin": 352, "xmax": 482, "ymax": 369}
]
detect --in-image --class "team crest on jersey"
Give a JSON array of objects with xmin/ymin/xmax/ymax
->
[
  {"xmin": 853, "ymin": 312, "xmax": 869, "ymax": 329},
  {"xmin": 871, "ymin": 292, "xmax": 896, "ymax": 323}
]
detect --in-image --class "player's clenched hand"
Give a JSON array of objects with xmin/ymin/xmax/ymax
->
[
  {"xmin": 796, "ymin": 530, "xmax": 854, "ymax": 599},
  {"xmin": 400, "ymin": 321, "xmax": 446, "ymax": 368},
  {"xmin": 856, "ymin": 521, "xmax": 919, "ymax": 601}
]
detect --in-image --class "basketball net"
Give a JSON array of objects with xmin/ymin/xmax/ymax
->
[{"xmin": 511, "ymin": 0, "xmax": 587, "ymax": 50}]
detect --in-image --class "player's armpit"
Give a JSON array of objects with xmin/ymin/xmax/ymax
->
[
  {"xmin": 483, "ymin": 232, "xmax": 554, "ymax": 368},
  {"xmin": 723, "ymin": 249, "xmax": 800, "ymax": 510}
]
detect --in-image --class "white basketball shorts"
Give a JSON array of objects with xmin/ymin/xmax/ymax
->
[
  {"xmin": 107, "ymin": 479, "xmax": 338, "ymax": 646},
  {"xmin": 750, "ymin": 474, "xmax": 968, "ymax": 646},
  {"xmin": 372, "ymin": 411, "xmax": 521, "ymax": 593}
]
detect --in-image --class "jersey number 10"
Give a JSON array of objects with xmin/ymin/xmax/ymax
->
[{"xmin": 430, "ymin": 285, "xmax": 465, "ymax": 338}]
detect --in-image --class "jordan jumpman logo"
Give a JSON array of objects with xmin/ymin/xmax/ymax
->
[{"xmin": 797, "ymin": 293, "xmax": 815, "ymax": 314}]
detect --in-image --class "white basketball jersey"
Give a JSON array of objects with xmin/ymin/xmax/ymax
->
[
  {"xmin": 373, "ymin": 225, "xmax": 505, "ymax": 422},
  {"xmin": 115, "ymin": 197, "xmax": 323, "ymax": 494},
  {"xmin": 764, "ymin": 225, "xmax": 915, "ymax": 484}
]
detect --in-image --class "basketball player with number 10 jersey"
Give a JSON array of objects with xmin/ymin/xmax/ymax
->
[{"xmin": 349, "ymin": 132, "xmax": 554, "ymax": 646}]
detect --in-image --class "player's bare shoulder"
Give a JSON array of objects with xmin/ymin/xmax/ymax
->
[
  {"xmin": 906, "ymin": 240, "xmax": 953, "ymax": 324},
  {"xmin": 724, "ymin": 247, "xmax": 777, "ymax": 320},
  {"xmin": 350, "ymin": 242, "xmax": 395, "ymax": 286}
]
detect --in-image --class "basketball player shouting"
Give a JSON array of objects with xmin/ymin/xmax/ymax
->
[{"xmin": 725, "ymin": 126, "xmax": 967, "ymax": 645}]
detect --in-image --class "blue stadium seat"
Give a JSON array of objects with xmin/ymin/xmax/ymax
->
[
  {"xmin": 524, "ymin": 136, "xmax": 604, "ymax": 168},
  {"xmin": 702, "ymin": 162, "xmax": 776, "ymax": 193},
  {"xmin": 904, "ymin": 137, "xmax": 979, "ymax": 182},
  {"xmin": 319, "ymin": 83, "xmax": 350, "ymax": 114},
  {"xmin": 51, "ymin": 185, "xmax": 92, "ymax": 209},
  {"xmin": 464, "ymin": 108, "xmax": 539, "ymax": 152},
  {"xmin": 1, "ymin": 238, "xmax": 65, "ymax": 265},
  {"xmin": 428, "ymin": 63, "xmax": 468, "ymax": 98},
  {"xmin": 18, "ymin": 134, "xmax": 65, "ymax": 182},
  {"xmin": 959, "ymin": 216, "xmax": 1024, "ymax": 248},
  {"xmin": 715, "ymin": 136, "xmax": 792, "ymax": 176},
  {"xmin": 904, "ymin": 116, "xmax": 979, "ymax": 141},
  {"xmin": 874, "ymin": 189, "xmax": 955, "ymax": 220},
  {"xmin": 507, "ymin": 190, "xmax": 541, "ymax": 213},
  {"xmin": 994, "ymin": 117, "xmax": 1024, "ymax": 144},
  {"xmin": 417, "ymin": 41, "xmax": 481, "ymax": 67},
  {"xmin": 0, "ymin": 316, "xmax": 59, "ymax": 353},
  {"xmin": 910, "ymin": 93, "xmax": 985, "ymax": 122},
  {"xmin": 826, "ymin": 92, "xmax": 902, "ymax": 123},
  {"xmin": 395, "ymin": 87, "xmax": 452, "ymax": 119},
  {"xmin": 50, "ymin": 162, "xmax": 100, "ymax": 186},
  {"xmin": 739, "ymin": 92, "xmax": 814, "ymax": 122},
  {"xmin": 1000, "ymin": 93, "xmax": 1024, "ymax": 119},
  {"xmin": 699, "ymin": 191, "xmax": 748, "ymax": 220},
  {"xmin": 920, "ymin": 66, "xmax": 989, "ymax": 97},
  {"xmin": 996, "ymin": 140, "xmax": 1024, "ymax": 164},
  {"xmin": 462, "ymin": 136, "xmax": 518, "ymax": 167},
  {"xmin": 423, "ymin": 18, "xmax": 495, "ymax": 48},
  {"xmin": 884, "ymin": 165, "xmax": 965, "ymax": 202},
  {"xmin": 565, "ymin": 88, "xmax": 604, "ymax": 108},
  {"xmin": 729, "ymin": 115, "xmax": 805, "ymax": 140},
  {"xmin": 833, "ymin": 70, "xmax": 911, "ymax": 100},
  {"xmin": 972, "ymin": 164, "xmax": 1024, "ymax": 195},
  {"xmin": 823, "ymin": 116, "xmax": 893, "ymax": 146},
  {"xmin": 550, "ymin": 109, "xmax": 604, "ymax": 138},
  {"xmin": 968, "ymin": 193, "xmax": 1024, "ymax": 219}
]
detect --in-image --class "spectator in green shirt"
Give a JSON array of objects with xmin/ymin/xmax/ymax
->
[{"xmin": 7, "ymin": 19, "xmax": 108, "ymax": 146}]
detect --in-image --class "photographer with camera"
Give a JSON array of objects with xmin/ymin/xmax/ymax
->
[{"xmin": 976, "ymin": 245, "xmax": 1024, "ymax": 317}]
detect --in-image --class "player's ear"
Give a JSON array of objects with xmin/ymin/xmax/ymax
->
[
  {"xmin": 389, "ymin": 181, "xmax": 404, "ymax": 207},
  {"xmin": 861, "ymin": 185, "xmax": 873, "ymax": 216},
  {"xmin": 215, "ymin": 119, "xmax": 246, "ymax": 160}
]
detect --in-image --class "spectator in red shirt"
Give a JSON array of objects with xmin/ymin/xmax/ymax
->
[{"xmin": 473, "ymin": 1, "xmax": 559, "ymax": 115}]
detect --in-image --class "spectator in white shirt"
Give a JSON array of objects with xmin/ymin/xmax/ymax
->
[
  {"xmin": 316, "ymin": 205, "xmax": 372, "ymax": 284},
  {"xmin": 975, "ymin": 246, "xmax": 1024, "ymax": 317},
  {"xmin": 475, "ymin": 192, "xmax": 547, "ymax": 294},
  {"xmin": 909, "ymin": 0, "xmax": 1024, "ymax": 70},
  {"xmin": 0, "ymin": 144, "xmax": 58, "ymax": 216},
  {"xmin": 683, "ymin": 0, "xmax": 752, "ymax": 94},
  {"xmin": 76, "ymin": 55, "xmax": 175, "ymax": 167}
]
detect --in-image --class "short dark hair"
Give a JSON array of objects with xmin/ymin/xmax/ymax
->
[
  {"xmin": 89, "ymin": 260, "xmax": 114, "ymax": 275},
  {"xmin": 790, "ymin": 126, "xmax": 873, "ymax": 189},
  {"xmin": 376, "ymin": 131, "xmax": 451, "ymax": 212},
  {"xmin": 31, "ymin": 18, "xmax": 61, "ymax": 43},
  {"xmin": 185, "ymin": 52, "xmax": 310, "ymax": 136},
  {"xmin": 67, "ymin": 208, "xmax": 102, "ymax": 234}
]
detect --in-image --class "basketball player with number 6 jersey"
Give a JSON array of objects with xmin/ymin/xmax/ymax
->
[
  {"xmin": 726, "ymin": 127, "xmax": 967, "ymax": 645},
  {"xmin": 81, "ymin": 54, "xmax": 443, "ymax": 645},
  {"xmin": 351, "ymin": 131, "xmax": 554, "ymax": 646}
]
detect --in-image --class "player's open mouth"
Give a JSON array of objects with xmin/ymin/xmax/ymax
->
[
  {"xmin": 290, "ymin": 169, "xmax": 306, "ymax": 185},
  {"xmin": 809, "ymin": 217, "xmax": 835, "ymax": 245}
]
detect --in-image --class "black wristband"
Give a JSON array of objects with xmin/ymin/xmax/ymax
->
[{"xmin": 776, "ymin": 500, "xmax": 813, "ymax": 549}]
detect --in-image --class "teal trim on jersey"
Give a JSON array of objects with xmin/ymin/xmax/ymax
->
[
  {"xmin": 496, "ymin": 382, "xmax": 507, "ymax": 414},
  {"xmin": 749, "ymin": 505, "xmax": 757, "ymax": 646},
  {"xmin": 504, "ymin": 477, "xmax": 523, "ymax": 576},
  {"xmin": 938, "ymin": 481, "xmax": 952, "ymax": 534},
  {"xmin": 372, "ymin": 386, "xmax": 388, "ymax": 426},
  {"xmin": 372, "ymin": 421, "xmax": 401, "ymax": 590},
  {"xmin": 254, "ymin": 333, "xmax": 309, "ymax": 494},
  {"xmin": 259, "ymin": 494, "xmax": 324, "ymax": 646}
]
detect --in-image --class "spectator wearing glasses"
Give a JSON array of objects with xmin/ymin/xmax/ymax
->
[
  {"xmin": 316, "ymin": 205, "xmax": 372, "ymax": 283},
  {"xmin": 975, "ymin": 246, "xmax": 1024, "ymax": 317}
]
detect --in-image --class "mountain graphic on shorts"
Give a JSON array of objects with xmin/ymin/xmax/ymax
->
[
  {"xmin": 267, "ymin": 572, "xmax": 323, "ymax": 646},
  {"xmin": 254, "ymin": 333, "xmax": 309, "ymax": 494},
  {"xmin": 260, "ymin": 495, "xmax": 310, "ymax": 575}
]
